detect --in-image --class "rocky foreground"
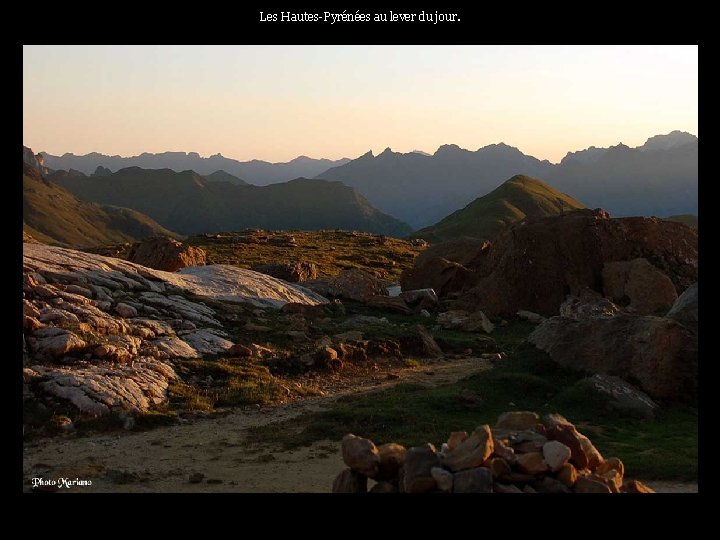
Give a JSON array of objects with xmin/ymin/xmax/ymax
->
[
  {"xmin": 334, "ymin": 411, "xmax": 654, "ymax": 494},
  {"xmin": 23, "ymin": 244, "xmax": 326, "ymax": 417}
]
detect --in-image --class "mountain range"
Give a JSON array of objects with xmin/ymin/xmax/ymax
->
[
  {"xmin": 316, "ymin": 131, "xmax": 697, "ymax": 228},
  {"xmin": 23, "ymin": 163, "xmax": 176, "ymax": 247},
  {"xmin": 48, "ymin": 166, "xmax": 411, "ymax": 237},
  {"xmin": 412, "ymin": 175, "xmax": 586, "ymax": 243},
  {"xmin": 40, "ymin": 151, "xmax": 351, "ymax": 186}
]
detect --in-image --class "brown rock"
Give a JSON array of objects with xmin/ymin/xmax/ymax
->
[
  {"xmin": 376, "ymin": 443, "xmax": 406, "ymax": 481},
  {"xmin": 24, "ymin": 316, "xmax": 45, "ymax": 330},
  {"xmin": 452, "ymin": 467, "xmax": 493, "ymax": 493},
  {"xmin": 414, "ymin": 325, "xmax": 443, "ymax": 358},
  {"xmin": 412, "ymin": 237, "xmax": 490, "ymax": 268},
  {"xmin": 491, "ymin": 438, "xmax": 517, "ymax": 465},
  {"xmin": 436, "ymin": 310, "xmax": 494, "ymax": 333},
  {"xmin": 498, "ymin": 472, "xmax": 539, "ymax": 484},
  {"xmin": 485, "ymin": 457, "xmax": 511, "ymax": 479},
  {"xmin": 556, "ymin": 463, "xmax": 578, "ymax": 488},
  {"xmin": 403, "ymin": 443, "xmax": 440, "ymax": 493},
  {"xmin": 542, "ymin": 440, "xmax": 572, "ymax": 472},
  {"xmin": 559, "ymin": 295, "xmax": 620, "ymax": 320},
  {"xmin": 542, "ymin": 414, "xmax": 603, "ymax": 470},
  {"xmin": 495, "ymin": 411, "xmax": 540, "ymax": 431},
  {"xmin": 341, "ymin": 434, "xmax": 380, "ymax": 478},
  {"xmin": 450, "ymin": 211, "xmax": 697, "ymax": 317},
  {"xmin": 280, "ymin": 302, "xmax": 327, "ymax": 318},
  {"xmin": 400, "ymin": 257, "xmax": 477, "ymax": 297},
  {"xmin": 368, "ymin": 481, "xmax": 396, "ymax": 493},
  {"xmin": 399, "ymin": 288, "xmax": 439, "ymax": 310},
  {"xmin": 515, "ymin": 452, "xmax": 547, "ymax": 475},
  {"xmin": 252, "ymin": 261, "xmax": 318, "ymax": 283},
  {"xmin": 505, "ymin": 430, "xmax": 547, "ymax": 454},
  {"xmin": 126, "ymin": 237, "xmax": 206, "ymax": 272},
  {"xmin": 441, "ymin": 425, "xmax": 494, "ymax": 472},
  {"xmin": 666, "ymin": 283, "xmax": 697, "ymax": 334},
  {"xmin": 522, "ymin": 485, "xmax": 537, "ymax": 493},
  {"xmin": 319, "ymin": 346, "xmax": 338, "ymax": 362},
  {"xmin": 529, "ymin": 310, "xmax": 697, "ymax": 403},
  {"xmin": 431, "ymin": 467, "xmax": 454, "ymax": 492},
  {"xmin": 243, "ymin": 322, "xmax": 272, "ymax": 332},
  {"xmin": 599, "ymin": 470, "xmax": 623, "ymax": 492},
  {"xmin": 533, "ymin": 476, "xmax": 573, "ymax": 493},
  {"xmin": 446, "ymin": 431, "xmax": 468, "ymax": 452},
  {"xmin": 332, "ymin": 469, "xmax": 368, "ymax": 493},
  {"xmin": 493, "ymin": 482, "xmax": 524, "ymax": 493},
  {"xmin": 596, "ymin": 457, "xmax": 624, "ymax": 478},
  {"xmin": 582, "ymin": 374, "xmax": 659, "ymax": 420},
  {"xmin": 622, "ymin": 479, "xmax": 655, "ymax": 493},
  {"xmin": 326, "ymin": 269, "xmax": 388, "ymax": 302},
  {"xmin": 228, "ymin": 344, "xmax": 253, "ymax": 357},
  {"xmin": 602, "ymin": 258, "xmax": 678, "ymax": 314},
  {"xmin": 366, "ymin": 295, "xmax": 412, "ymax": 314},
  {"xmin": 574, "ymin": 475, "xmax": 613, "ymax": 493}
]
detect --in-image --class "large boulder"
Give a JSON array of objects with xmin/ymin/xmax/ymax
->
[
  {"xmin": 400, "ymin": 257, "xmax": 476, "ymax": 297},
  {"xmin": 251, "ymin": 261, "xmax": 318, "ymax": 283},
  {"xmin": 529, "ymin": 314, "xmax": 697, "ymax": 402},
  {"xmin": 579, "ymin": 374, "xmax": 659, "ymax": 419},
  {"xmin": 126, "ymin": 236, "xmax": 206, "ymax": 272},
  {"xmin": 601, "ymin": 258, "xmax": 678, "ymax": 314},
  {"xmin": 323, "ymin": 269, "xmax": 388, "ymax": 302},
  {"xmin": 407, "ymin": 210, "xmax": 697, "ymax": 317},
  {"xmin": 413, "ymin": 237, "xmax": 490, "ymax": 267},
  {"xmin": 403, "ymin": 443, "xmax": 440, "ymax": 493},
  {"xmin": 666, "ymin": 283, "xmax": 698, "ymax": 334}
]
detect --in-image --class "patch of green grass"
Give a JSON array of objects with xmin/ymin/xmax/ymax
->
[
  {"xmin": 248, "ymin": 337, "xmax": 697, "ymax": 481},
  {"xmin": 169, "ymin": 358, "xmax": 293, "ymax": 410}
]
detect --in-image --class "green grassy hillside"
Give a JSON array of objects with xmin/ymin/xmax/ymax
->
[
  {"xmin": 51, "ymin": 167, "xmax": 412, "ymax": 237},
  {"xmin": 412, "ymin": 175, "xmax": 586, "ymax": 243},
  {"xmin": 23, "ymin": 163, "xmax": 178, "ymax": 248}
]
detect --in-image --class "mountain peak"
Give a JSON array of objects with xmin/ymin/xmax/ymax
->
[
  {"xmin": 412, "ymin": 175, "xmax": 586, "ymax": 243},
  {"xmin": 641, "ymin": 130, "xmax": 697, "ymax": 151},
  {"xmin": 434, "ymin": 144, "xmax": 463, "ymax": 156}
]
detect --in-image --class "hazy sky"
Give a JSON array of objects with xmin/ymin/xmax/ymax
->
[{"xmin": 23, "ymin": 45, "xmax": 698, "ymax": 163}]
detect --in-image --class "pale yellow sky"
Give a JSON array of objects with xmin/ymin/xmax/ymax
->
[{"xmin": 23, "ymin": 45, "xmax": 698, "ymax": 163}]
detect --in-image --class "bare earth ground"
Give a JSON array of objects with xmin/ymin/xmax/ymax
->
[{"xmin": 22, "ymin": 358, "xmax": 698, "ymax": 494}]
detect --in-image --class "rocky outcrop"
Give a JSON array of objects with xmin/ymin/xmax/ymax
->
[
  {"xmin": 400, "ymin": 257, "xmax": 475, "ymax": 297},
  {"xmin": 23, "ymin": 145, "xmax": 50, "ymax": 175},
  {"xmin": 332, "ymin": 411, "xmax": 654, "ymax": 494},
  {"xmin": 529, "ymin": 313, "xmax": 697, "ymax": 402},
  {"xmin": 666, "ymin": 283, "xmax": 698, "ymax": 334},
  {"xmin": 313, "ymin": 269, "xmax": 388, "ymax": 302},
  {"xmin": 437, "ymin": 309, "xmax": 494, "ymax": 333},
  {"xmin": 252, "ymin": 261, "xmax": 318, "ymax": 283},
  {"xmin": 22, "ymin": 244, "xmax": 328, "ymax": 417},
  {"xmin": 126, "ymin": 236, "xmax": 207, "ymax": 272},
  {"xmin": 579, "ymin": 374, "xmax": 659, "ymax": 419},
  {"xmin": 402, "ymin": 210, "xmax": 697, "ymax": 317},
  {"xmin": 601, "ymin": 258, "xmax": 678, "ymax": 314}
]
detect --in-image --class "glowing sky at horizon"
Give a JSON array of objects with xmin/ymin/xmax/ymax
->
[{"xmin": 23, "ymin": 45, "xmax": 698, "ymax": 164}]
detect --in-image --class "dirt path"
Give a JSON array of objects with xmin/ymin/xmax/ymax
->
[
  {"xmin": 23, "ymin": 358, "xmax": 490, "ymax": 493},
  {"xmin": 23, "ymin": 356, "xmax": 698, "ymax": 493}
]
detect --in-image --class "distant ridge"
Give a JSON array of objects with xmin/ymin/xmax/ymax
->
[
  {"xmin": 49, "ymin": 166, "xmax": 412, "ymax": 237},
  {"xmin": 315, "ymin": 131, "xmax": 697, "ymax": 227},
  {"xmin": 40, "ymin": 151, "xmax": 351, "ymax": 186}
]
